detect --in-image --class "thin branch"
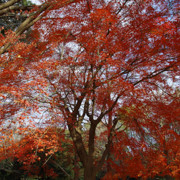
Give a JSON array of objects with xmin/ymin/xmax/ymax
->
[
  {"xmin": 50, "ymin": 159, "xmax": 73, "ymax": 179},
  {"xmin": 0, "ymin": 5, "xmax": 32, "ymax": 16}
]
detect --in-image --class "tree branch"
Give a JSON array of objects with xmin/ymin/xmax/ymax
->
[{"xmin": 0, "ymin": 0, "xmax": 20, "ymax": 10}]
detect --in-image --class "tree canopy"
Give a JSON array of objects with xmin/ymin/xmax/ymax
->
[{"xmin": 0, "ymin": 0, "xmax": 179, "ymax": 179}]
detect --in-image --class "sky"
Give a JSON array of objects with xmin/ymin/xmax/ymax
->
[{"xmin": 31, "ymin": 0, "xmax": 41, "ymax": 5}]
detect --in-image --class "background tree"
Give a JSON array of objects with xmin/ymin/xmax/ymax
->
[{"xmin": 0, "ymin": 126, "xmax": 79, "ymax": 179}]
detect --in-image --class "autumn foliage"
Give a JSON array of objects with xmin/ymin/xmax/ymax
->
[{"xmin": 0, "ymin": 0, "xmax": 180, "ymax": 179}]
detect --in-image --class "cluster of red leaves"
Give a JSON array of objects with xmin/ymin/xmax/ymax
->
[
  {"xmin": 103, "ymin": 96, "xmax": 180, "ymax": 179},
  {"xmin": 0, "ymin": 127, "xmax": 65, "ymax": 178}
]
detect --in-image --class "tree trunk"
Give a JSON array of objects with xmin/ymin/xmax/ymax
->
[
  {"xmin": 84, "ymin": 166, "xmax": 96, "ymax": 180},
  {"xmin": 83, "ymin": 157, "xmax": 96, "ymax": 180}
]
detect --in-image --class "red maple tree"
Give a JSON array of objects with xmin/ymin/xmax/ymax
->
[{"xmin": 0, "ymin": 0, "xmax": 179, "ymax": 179}]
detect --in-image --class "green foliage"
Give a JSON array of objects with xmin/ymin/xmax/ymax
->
[{"xmin": 22, "ymin": 0, "xmax": 33, "ymax": 6}]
